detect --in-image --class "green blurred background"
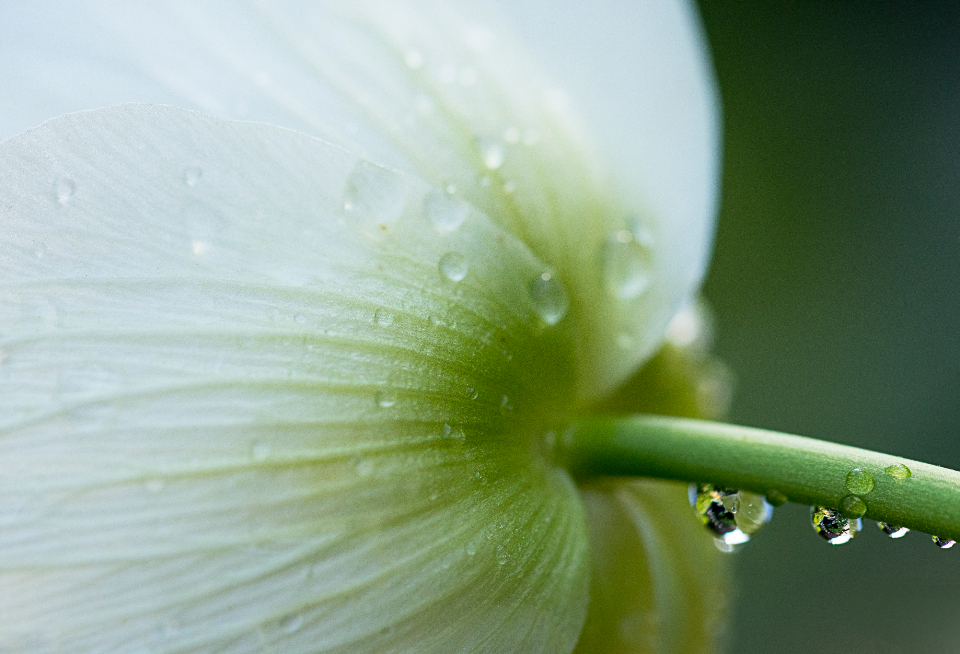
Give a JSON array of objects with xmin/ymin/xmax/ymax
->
[{"xmin": 695, "ymin": 1, "xmax": 960, "ymax": 652}]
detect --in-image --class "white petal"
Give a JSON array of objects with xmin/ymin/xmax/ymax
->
[
  {"xmin": 0, "ymin": 105, "xmax": 589, "ymax": 653},
  {"xmin": 0, "ymin": 0, "xmax": 718, "ymax": 399}
]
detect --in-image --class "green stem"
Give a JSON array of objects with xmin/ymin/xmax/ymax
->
[{"xmin": 564, "ymin": 414, "xmax": 960, "ymax": 542}]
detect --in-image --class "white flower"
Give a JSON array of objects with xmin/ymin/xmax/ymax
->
[{"xmin": 0, "ymin": 1, "xmax": 722, "ymax": 652}]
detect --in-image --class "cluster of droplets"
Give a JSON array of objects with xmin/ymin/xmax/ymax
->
[
  {"xmin": 692, "ymin": 463, "xmax": 955, "ymax": 550},
  {"xmin": 689, "ymin": 484, "xmax": 774, "ymax": 553}
]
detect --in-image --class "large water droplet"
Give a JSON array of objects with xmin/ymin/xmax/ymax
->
[
  {"xmin": 343, "ymin": 160, "xmax": 408, "ymax": 229},
  {"xmin": 55, "ymin": 178, "xmax": 75, "ymax": 204},
  {"xmin": 839, "ymin": 494, "xmax": 868, "ymax": 519},
  {"xmin": 811, "ymin": 506, "xmax": 862, "ymax": 545},
  {"xmin": 689, "ymin": 484, "xmax": 773, "ymax": 549},
  {"xmin": 933, "ymin": 536, "xmax": 956, "ymax": 549},
  {"xmin": 884, "ymin": 463, "xmax": 911, "ymax": 481},
  {"xmin": 423, "ymin": 188, "xmax": 468, "ymax": 233},
  {"xmin": 845, "ymin": 468, "xmax": 875, "ymax": 495},
  {"xmin": 439, "ymin": 252, "xmax": 468, "ymax": 281},
  {"xmin": 877, "ymin": 522, "xmax": 910, "ymax": 539},
  {"xmin": 529, "ymin": 272, "xmax": 569, "ymax": 325},
  {"xmin": 183, "ymin": 166, "xmax": 202, "ymax": 186},
  {"xmin": 602, "ymin": 230, "xmax": 654, "ymax": 299}
]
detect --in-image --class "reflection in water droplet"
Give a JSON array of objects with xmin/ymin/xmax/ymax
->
[
  {"xmin": 765, "ymin": 489, "xmax": 788, "ymax": 507},
  {"xmin": 480, "ymin": 141, "xmax": 505, "ymax": 170},
  {"xmin": 183, "ymin": 166, "xmax": 202, "ymax": 186},
  {"xmin": 878, "ymin": 522, "xmax": 910, "ymax": 539},
  {"xmin": 529, "ymin": 273, "xmax": 569, "ymax": 325},
  {"xmin": 933, "ymin": 536, "xmax": 956, "ymax": 549},
  {"xmin": 423, "ymin": 188, "xmax": 468, "ymax": 233},
  {"xmin": 689, "ymin": 484, "xmax": 773, "ymax": 550},
  {"xmin": 845, "ymin": 468, "xmax": 875, "ymax": 495},
  {"xmin": 343, "ymin": 160, "xmax": 408, "ymax": 229},
  {"xmin": 55, "ymin": 178, "xmax": 75, "ymax": 204},
  {"xmin": 811, "ymin": 506, "xmax": 862, "ymax": 545},
  {"xmin": 840, "ymin": 495, "xmax": 868, "ymax": 519},
  {"xmin": 280, "ymin": 614, "xmax": 303, "ymax": 634},
  {"xmin": 602, "ymin": 230, "xmax": 654, "ymax": 299},
  {"xmin": 374, "ymin": 308, "xmax": 394, "ymax": 326},
  {"xmin": 251, "ymin": 441, "xmax": 271, "ymax": 462},
  {"xmin": 438, "ymin": 252, "xmax": 468, "ymax": 281},
  {"xmin": 884, "ymin": 463, "xmax": 911, "ymax": 481},
  {"xmin": 376, "ymin": 391, "xmax": 396, "ymax": 408}
]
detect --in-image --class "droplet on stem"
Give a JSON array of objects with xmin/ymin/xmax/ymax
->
[
  {"xmin": 877, "ymin": 522, "xmax": 910, "ymax": 539},
  {"xmin": 811, "ymin": 505, "xmax": 862, "ymax": 545},
  {"xmin": 884, "ymin": 463, "xmax": 911, "ymax": 481},
  {"xmin": 845, "ymin": 468, "xmax": 875, "ymax": 495},
  {"xmin": 689, "ymin": 484, "xmax": 773, "ymax": 550},
  {"xmin": 932, "ymin": 536, "xmax": 956, "ymax": 549}
]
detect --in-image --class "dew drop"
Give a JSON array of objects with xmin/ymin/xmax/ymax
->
[
  {"xmin": 765, "ymin": 489, "xmax": 789, "ymax": 507},
  {"xmin": 375, "ymin": 391, "xmax": 396, "ymax": 408},
  {"xmin": 374, "ymin": 308, "xmax": 394, "ymax": 326},
  {"xmin": 602, "ymin": 230, "xmax": 654, "ymax": 299},
  {"xmin": 55, "ymin": 178, "xmax": 75, "ymax": 204},
  {"xmin": 528, "ymin": 272, "xmax": 569, "ymax": 325},
  {"xmin": 465, "ymin": 541, "xmax": 476, "ymax": 556},
  {"xmin": 845, "ymin": 468, "xmax": 875, "ymax": 495},
  {"xmin": 877, "ymin": 522, "xmax": 910, "ymax": 539},
  {"xmin": 839, "ymin": 494, "xmax": 868, "ymax": 519},
  {"xmin": 884, "ymin": 463, "xmax": 912, "ymax": 481},
  {"xmin": 466, "ymin": 387, "xmax": 479, "ymax": 400},
  {"xmin": 423, "ymin": 188, "xmax": 468, "ymax": 233},
  {"xmin": 438, "ymin": 252, "xmax": 468, "ymax": 281},
  {"xmin": 689, "ymin": 484, "xmax": 773, "ymax": 549},
  {"xmin": 343, "ymin": 160, "xmax": 408, "ymax": 229},
  {"xmin": 811, "ymin": 505, "xmax": 862, "ymax": 545},
  {"xmin": 480, "ymin": 141, "xmax": 505, "ymax": 170},
  {"xmin": 251, "ymin": 441, "xmax": 271, "ymax": 462},
  {"xmin": 183, "ymin": 166, "xmax": 202, "ymax": 186},
  {"xmin": 280, "ymin": 613, "xmax": 303, "ymax": 634},
  {"xmin": 933, "ymin": 536, "xmax": 956, "ymax": 549}
]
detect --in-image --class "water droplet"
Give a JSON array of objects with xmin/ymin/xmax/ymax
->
[
  {"xmin": 765, "ymin": 489, "xmax": 788, "ymax": 507},
  {"xmin": 602, "ymin": 230, "xmax": 654, "ymax": 299},
  {"xmin": 280, "ymin": 613, "xmax": 303, "ymax": 634},
  {"xmin": 480, "ymin": 141, "xmax": 505, "ymax": 170},
  {"xmin": 294, "ymin": 313, "xmax": 307, "ymax": 324},
  {"xmin": 467, "ymin": 387, "xmax": 479, "ymax": 400},
  {"xmin": 465, "ymin": 541, "xmax": 476, "ymax": 556},
  {"xmin": 343, "ymin": 160, "xmax": 408, "ymax": 229},
  {"xmin": 839, "ymin": 495, "xmax": 868, "ymax": 519},
  {"xmin": 183, "ymin": 166, "xmax": 202, "ymax": 186},
  {"xmin": 845, "ymin": 468, "xmax": 875, "ymax": 495},
  {"xmin": 689, "ymin": 484, "xmax": 773, "ymax": 548},
  {"xmin": 55, "ymin": 178, "xmax": 75, "ymax": 204},
  {"xmin": 877, "ymin": 522, "xmax": 910, "ymax": 538},
  {"xmin": 438, "ymin": 252, "xmax": 468, "ymax": 281},
  {"xmin": 884, "ymin": 463, "xmax": 911, "ymax": 481},
  {"xmin": 404, "ymin": 49, "xmax": 424, "ymax": 69},
  {"xmin": 811, "ymin": 506, "xmax": 862, "ymax": 545},
  {"xmin": 423, "ymin": 188, "xmax": 468, "ymax": 233},
  {"xmin": 528, "ymin": 273, "xmax": 569, "ymax": 325},
  {"xmin": 376, "ymin": 391, "xmax": 396, "ymax": 408},
  {"xmin": 374, "ymin": 308, "xmax": 394, "ymax": 326},
  {"xmin": 251, "ymin": 441, "xmax": 271, "ymax": 462},
  {"xmin": 933, "ymin": 536, "xmax": 956, "ymax": 549}
]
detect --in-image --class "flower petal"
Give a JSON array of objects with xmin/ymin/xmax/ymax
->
[
  {"xmin": 0, "ymin": 0, "xmax": 718, "ymax": 399},
  {"xmin": 0, "ymin": 105, "xmax": 589, "ymax": 652}
]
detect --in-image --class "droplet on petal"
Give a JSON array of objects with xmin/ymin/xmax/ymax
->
[
  {"xmin": 438, "ymin": 252, "xmax": 468, "ymax": 281},
  {"xmin": 423, "ymin": 188, "xmax": 468, "ymax": 233},
  {"xmin": 183, "ymin": 166, "xmax": 202, "ymax": 186},
  {"xmin": 528, "ymin": 272, "xmax": 569, "ymax": 325},
  {"xmin": 343, "ymin": 160, "xmax": 408, "ymax": 230},
  {"xmin": 54, "ymin": 178, "xmax": 75, "ymax": 204},
  {"xmin": 602, "ymin": 228, "xmax": 654, "ymax": 299}
]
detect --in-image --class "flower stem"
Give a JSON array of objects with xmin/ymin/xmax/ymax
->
[{"xmin": 564, "ymin": 414, "xmax": 960, "ymax": 541}]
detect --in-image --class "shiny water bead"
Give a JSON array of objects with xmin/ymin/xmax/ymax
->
[
  {"xmin": 438, "ymin": 252, "xmax": 468, "ymax": 281},
  {"xmin": 839, "ymin": 495, "xmax": 867, "ymax": 519},
  {"xmin": 689, "ymin": 484, "xmax": 774, "ymax": 548},
  {"xmin": 933, "ymin": 536, "xmax": 956, "ymax": 549},
  {"xmin": 602, "ymin": 228, "xmax": 654, "ymax": 300},
  {"xmin": 811, "ymin": 506, "xmax": 862, "ymax": 545},
  {"xmin": 877, "ymin": 522, "xmax": 910, "ymax": 539},
  {"xmin": 423, "ymin": 188, "xmax": 468, "ymax": 233},
  {"xmin": 845, "ymin": 468, "xmax": 875, "ymax": 495},
  {"xmin": 884, "ymin": 463, "xmax": 912, "ymax": 481},
  {"xmin": 528, "ymin": 273, "xmax": 569, "ymax": 325},
  {"xmin": 343, "ymin": 160, "xmax": 408, "ymax": 229},
  {"xmin": 765, "ymin": 489, "xmax": 789, "ymax": 507}
]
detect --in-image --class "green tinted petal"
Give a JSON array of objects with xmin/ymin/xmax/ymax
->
[
  {"xmin": 574, "ymin": 480, "xmax": 729, "ymax": 654},
  {"xmin": 0, "ymin": 105, "xmax": 589, "ymax": 653}
]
